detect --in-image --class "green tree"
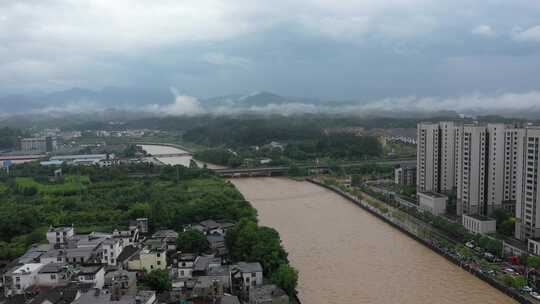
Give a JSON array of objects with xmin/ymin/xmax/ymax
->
[
  {"xmin": 141, "ymin": 269, "xmax": 171, "ymax": 292},
  {"xmin": 528, "ymin": 256, "xmax": 540, "ymax": 268},
  {"xmin": 455, "ymin": 245, "xmax": 471, "ymax": 259},
  {"xmin": 494, "ymin": 208, "xmax": 515, "ymax": 237},
  {"xmin": 512, "ymin": 276, "xmax": 527, "ymax": 290},
  {"xmin": 271, "ymin": 264, "xmax": 298, "ymax": 297},
  {"xmin": 176, "ymin": 230, "xmax": 209, "ymax": 254},
  {"xmin": 226, "ymin": 220, "xmax": 288, "ymax": 275},
  {"xmin": 128, "ymin": 202, "xmax": 151, "ymax": 219},
  {"xmin": 519, "ymin": 253, "xmax": 529, "ymax": 266},
  {"xmin": 502, "ymin": 274, "xmax": 514, "ymax": 287},
  {"xmin": 287, "ymin": 164, "xmax": 305, "ymax": 177}
]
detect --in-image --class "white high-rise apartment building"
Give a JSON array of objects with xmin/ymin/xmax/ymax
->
[
  {"xmin": 418, "ymin": 121, "xmax": 528, "ymax": 218},
  {"xmin": 515, "ymin": 127, "xmax": 540, "ymax": 241},
  {"xmin": 456, "ymin": 125, "xmax": 488, "ymax": 216},
  {"xmin": 417, "ymin": 123, "xmax": 440, "ymax": 193},
  {"xmin": 439, "ymin": 122, "xmax": 456, "ymax": 192},
  {"xmin": 503, "ymin": 128, "xmax": 525, "ymax": 205}
]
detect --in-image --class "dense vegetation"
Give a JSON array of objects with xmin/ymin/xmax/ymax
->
[
  {"xmin": 0, "ymin": 127, "xmax": 24, "ymax": 150},
  {"xmin": 194, "ymin": 134, "xmax": 382, "ymax": 168},
  {"xmin": 194, "ymin": 149, "xmax": 241, "ymax": 167},
  {"xmin": 0, "ymin": 162, "xmax": 298, "ymax": 296},
  {"xmin": 183, "ymin": 117, "xmax": 322, "ymax": 147},
  {"xmin": 284, "ymin": 135, "xmax": 381, "ymax": 160},
  {"xmin": 0, "ymin": 163, "xmax": 255, "ymax": 260},
  {"xmin": 226, "ymin": 219, "xmax": 298, "ymax": 297}
]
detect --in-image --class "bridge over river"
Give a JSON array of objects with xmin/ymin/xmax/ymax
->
[{"xmin": 213, "ymin": 158, "xmax": 416, "ymax": 177}]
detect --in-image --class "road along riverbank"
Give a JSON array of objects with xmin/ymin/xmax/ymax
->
[{"xmin": 307, "ymin": 178, "xmax": 531, "ymax": 304}]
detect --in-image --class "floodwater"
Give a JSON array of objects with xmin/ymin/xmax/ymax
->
[
  {"xmin": 230, "ymin": 177, "xmax": 515, "ymax": 304},
  {"xmin": 138, "ymin": 144, "xmax": 224, "ymax": 169}
]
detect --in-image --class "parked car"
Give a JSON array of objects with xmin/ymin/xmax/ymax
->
[
  {"xmin": 522, "ymin": 286, "xmax": 533, "ymax": 293},
  {"xmin": 530, "ymin": 291, "xmax": 540, "ymax": 300},
  {"xmin": 465, "ymin": 241, "xmax": 475, "ymax": 249}
]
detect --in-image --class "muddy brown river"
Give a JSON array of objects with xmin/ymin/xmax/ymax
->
[{"xmin": 230, "ymin": 177, "xmax": 515, "ymax": 304}]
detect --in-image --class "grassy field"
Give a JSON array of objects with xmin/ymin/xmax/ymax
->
[{"xmin": 15, "ymin": 175, "xmax": 90, "ymax": 195}]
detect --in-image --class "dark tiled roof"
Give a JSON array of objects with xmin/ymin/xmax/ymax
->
[{"xmin": 116, "ymin": 246, "xmax": 139, "ymax": 263}]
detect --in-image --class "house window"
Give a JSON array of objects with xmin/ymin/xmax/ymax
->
[
  {"xmin": 157, "ymin": 261, "xmax": 161, "ymax": 266},
  {"xmin": 180, "ymin": 270, "xmax": 185, "ymax": 276},
  {"xmin": 51, "ymin": 274, "xmax": 56, "ymax": 280}
]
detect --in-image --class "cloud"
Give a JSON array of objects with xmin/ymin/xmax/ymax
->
[
  {"xmin": 144, "ymin": 87, "xmax": 205, "ymax": 116},
  {"xmin": 197, "ymin": 90, "xmax": 540, "ymax": 117},
  {"xmin": 471, "ymin": 25, "xmax": 495, "ymax": 37},
  {"xmin": 513, "ymin": 25, "xmax": 540, "ymax": 42},
  {"xmin": 1, "ymin": 1, "xmax": 540, "ymax": 96},
  {"xmin": 202, "ymin": 53, "xmax": 252, "ymax": 68},
  {"xmin": 352, "ymin": 91, "xmax": 540, "ymax": 115},
  {"xmin": 208, "ymin": 90, "xmax": 540, "ymax": 117},
  {"xmin": 300, "ymin": 16, "xmax": 371, "ymax": 40}
]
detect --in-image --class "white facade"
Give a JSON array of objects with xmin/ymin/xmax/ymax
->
[
  {"xmin": 462, "ymin": 214, "xmax": 496, "ymax": 234},
  {"xmin": 456, "ymin": 125, "xmax": 488, "ymax": 216},
  {"xmin": 528, "ymin": 239, "xmax": 540, "ymax": 256},
  {"xmin": 417, "ymin": 123, "xmax": 440, "ymax": 193},
  {"xmin": 46, "ymin": 226, "xmax": 75, "ymax": 246},
  {"xmin": 177, "ymin": 255, "xmax": 195, "ymax": 279},
  {"xmin": 77, "ymin": 266, "xmax": 105, "ymax": 289},
  {"xmin": 3, "ymin": 263, "xmax": 44, "ymax": 296},
  {"xmin": 515, "ymin": 127, "xmax": 540, "ymax": 240},
  {"xmin": 503, "ymin": 128, "xmax": 524, "ymax": 205},
  {"xmin": 439, "ymin": 121, "xmax": 456, "ymax": 192},
  {"xmin": 418, "ymin": 192, "xmax": 448, "ymax": 216},
  {"xmin": 100, "ymin": 238, "xmax": 124, "ymax": 266},
  {"xmin": 36, "ymin": 264, "xmax": 70, "ymax": 288}
]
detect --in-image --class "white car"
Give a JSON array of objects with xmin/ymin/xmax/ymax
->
[
  {"xmin": 522, "ymin": 286, "xmax": 533, "ymax": 293},
  {"xmin": 465, "ymin": 241, "xmax": 475, "ymax": 249},
  {"xmin": 530, "ymin": 291, "xmax": 540, "ymax": 300}
]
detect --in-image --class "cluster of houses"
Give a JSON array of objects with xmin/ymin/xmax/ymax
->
[{"xmin": 0, "ymin": 219, "xmax": 289, "ymax": 304}]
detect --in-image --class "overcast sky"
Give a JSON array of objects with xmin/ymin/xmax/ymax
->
[{"xmin": 1, "ymin": 0, "xmax": 540, "ymax": 100}]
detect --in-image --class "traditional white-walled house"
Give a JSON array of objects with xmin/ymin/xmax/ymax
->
[
  {"xmin": 112, "ymin": 226, "xmax": 139, "ymax": 247},
  {"xmin": 76, "ymin": 265, "xmax": 105, "ymax": 289},
  {"xmin": 46, "ymin": 226, "xmax": 75, "ymax": 247},
  {"xmin": 172, "ymin": 253, "xmax": 196, "ymax": 279},
  {"xmin": 99, "ymin": 238, "xmax": 124, "ymax": 266},
  {"xmin": 36, "ymin": 263, "xmax": 72, "ymax": 288},
  {"xmin": 3, "ymin": 263, "xmax": 44, "ymax": 296},
  {"xmin": 230, "ymin": 262, "xmax": 263, "ymax": 300}
]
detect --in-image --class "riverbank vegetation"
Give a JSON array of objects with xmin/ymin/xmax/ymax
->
[
  {"xmin": 193, "ymin": 135, "xmax": 383, "ymax": 169},
  {"xmin": 0, "ymin": 162, "xmax": 298, "ymax": 297}
]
